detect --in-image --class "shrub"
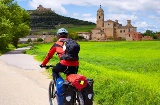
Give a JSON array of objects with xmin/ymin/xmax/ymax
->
[
  {"xmin": 27, "ymin": 38, "xmax": 32, "ymax": 43},
  {"xmin": 37, "ymin": 38, "xmax": 43, "ymax": 42}
]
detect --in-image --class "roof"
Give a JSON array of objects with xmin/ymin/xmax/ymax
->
[
  {"xmin": 97, "ymin": 5, "xmax": 104, "ymax": 12},
  {"xmin": 106, "ymin": 19, "xmax": 114, "ymax": 22}
]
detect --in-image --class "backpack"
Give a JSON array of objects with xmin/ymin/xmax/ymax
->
[
  {"xmin": 66, "ymin": 74, "xmax": 88, "ymax": 91},
  {"xmin": 60, "ymin": 38, "xmax": 80, "ymax": 61}
]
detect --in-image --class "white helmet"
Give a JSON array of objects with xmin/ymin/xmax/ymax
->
[{"xmin": 56, "ymin": 28, "xmax": 68, "ymax": 36}]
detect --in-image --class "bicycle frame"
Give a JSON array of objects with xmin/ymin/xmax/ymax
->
[
  {"xmin": 44, "ymin": 65, "xmax": 84, "ymax": 105},
  {"xmin": 49, "ymin": 76, "xmax": 84, "ymax": 105}
]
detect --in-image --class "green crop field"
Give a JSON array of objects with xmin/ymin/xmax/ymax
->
[
  {"xmin": 31, "ymin": 24, "xmax": 95, "ymax": 35},
  {"xmin": 26, "ymin": 41, "xmax": 160, "ymax": 105}
]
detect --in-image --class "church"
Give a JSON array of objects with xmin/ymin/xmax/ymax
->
[{"xmin": 91, "ymin": 5, "xmax": 137, "ymax": 40}]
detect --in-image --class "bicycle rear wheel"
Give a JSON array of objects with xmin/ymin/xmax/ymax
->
[
  {"xmin": 77, "ymin": 91, "xmax": 84, "ymax": 105},
  {"xmin": 49, "ymin": 80, "xmax": 56, "ymax": 105}
]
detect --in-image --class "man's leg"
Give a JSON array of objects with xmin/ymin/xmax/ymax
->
[
  {"xmin": 52, "ymin": 63, "xmax": 67, "ymax": 82},
  {"xmin": 63, "ymin": 66, "xmax": 79, "ymax": 75}
]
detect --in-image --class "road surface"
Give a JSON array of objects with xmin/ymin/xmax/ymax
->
[{"xmin": 0, "ymin": 47, "xmax": 57, "ymax": 105}]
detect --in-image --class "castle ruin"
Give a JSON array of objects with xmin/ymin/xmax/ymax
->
[{"xmin": 36, "ymin": 5, "xmax": 52, "ymax": 12}]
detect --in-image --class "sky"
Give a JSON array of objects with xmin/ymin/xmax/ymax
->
[{"xmin": 15, "ymin": 0, "xmax": 160, "ymax": 33}]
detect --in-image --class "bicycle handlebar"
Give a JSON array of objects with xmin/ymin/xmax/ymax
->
[{"xmin": 40, "ymin": 65, "xmax": 54, "ymax": 69}]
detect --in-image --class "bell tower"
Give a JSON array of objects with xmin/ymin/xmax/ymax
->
[{"xmin": 96, "ymin": 5, "xmax": 104, "ymax": 28}]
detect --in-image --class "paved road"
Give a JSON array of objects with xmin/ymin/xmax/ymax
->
[{"xmin": 0, "ymin": 47, "xmax": 57, "ymax": 105}]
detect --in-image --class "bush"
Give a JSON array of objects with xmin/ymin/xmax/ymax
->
[
  {"xmin": 37, "ymin": 38, "xmax": 43, "ymax": 42},
  {"xmin": 27, "ymin": 38, "xmax": 32, "ymax": 43}
]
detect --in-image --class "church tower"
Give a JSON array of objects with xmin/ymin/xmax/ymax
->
[{"xmin": 96, "ymin": 5, "xmax": 104, "ymax": 28}]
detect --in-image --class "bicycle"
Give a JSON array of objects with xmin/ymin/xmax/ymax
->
[{"xmin": 43, "ymin": 65, "xmax": 94, "ymax": 105}]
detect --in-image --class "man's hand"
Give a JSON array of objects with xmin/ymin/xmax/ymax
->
[{"xmin": 39, "ymin": 64, "xmax": 45, "ymax": 68}]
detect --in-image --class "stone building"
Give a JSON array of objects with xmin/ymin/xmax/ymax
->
[
  {"xmin": 126, "ymin": 32, "xmax": 142, "ymax": 41},
  {"xmin": 91, "ymin": 5, "xmax": 137, "ymax": 41},
  {"xmin": 77, "ymin": 32, "xmax": 91, "ymax": 40},
  {"xmin": 36, "ymin": 5, "xmax": 52, "ymax": 12}
]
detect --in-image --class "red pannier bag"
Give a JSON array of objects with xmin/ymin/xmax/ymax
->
[{"xmin": 66, "ymin": 74, "xmax": 88, "ymax": 91}]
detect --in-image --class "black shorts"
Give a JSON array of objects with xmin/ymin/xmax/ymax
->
[{"xmin": 52, "ymin": 63, "xmax": 78, "ymax": 75}]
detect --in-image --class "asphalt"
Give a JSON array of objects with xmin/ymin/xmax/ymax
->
[{"xmin": 0, "ymin": 46, "xmax": 57, "ymax": 105}]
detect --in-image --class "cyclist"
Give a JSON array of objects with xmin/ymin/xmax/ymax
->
[{"xmin": 40, "ymin": 28, "xmax": 79, "ymax": 82}]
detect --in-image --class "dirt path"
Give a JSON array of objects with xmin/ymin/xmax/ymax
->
[{"xmin": 0, "ymin": 47, "xmax": 54, "ymax": 105}]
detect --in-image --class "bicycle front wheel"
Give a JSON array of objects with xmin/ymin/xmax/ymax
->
[{"xmin": 49, "ymin": 80, "xmax": 56, "ymax": 105}]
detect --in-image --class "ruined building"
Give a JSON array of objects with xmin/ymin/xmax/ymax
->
[
  {"xmin": 36, "ymin": 5, "xmax": 52, "ymax": 11},
  {"xmin": 91, "ymin": 5, "xmax": 137, "ymax": 40}
]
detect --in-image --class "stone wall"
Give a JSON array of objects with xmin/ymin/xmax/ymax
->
[
  {"xmin": 19, "ymin": 35, "xmax": 55, "ymax": 43},
  {"xmin": 142, "ymin": 36, "xmax": 153, "ymax": 40}
]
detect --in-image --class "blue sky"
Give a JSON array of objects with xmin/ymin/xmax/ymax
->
[{"xmin": 15, "ymin": 0, "xmax": 160, "ymax": 33}]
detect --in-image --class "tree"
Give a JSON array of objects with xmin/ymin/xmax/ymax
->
[
  {"xmin": 0, "ymin": 0, "xmax": 30, "ymax": 49},
  {"xmin": 9, "ymin": 1, "xmax": 30, "ymax": 48},
  {"xmin": 143, "ymin": 30, "xmax": 155, "ymax": 36},
  {"xmin": 0, "ymin": 0, "xmax": 13, "ymax": 50},
  {"xmin": 143, "ymin": 30, "xmax": 160, "ymax": 39}
]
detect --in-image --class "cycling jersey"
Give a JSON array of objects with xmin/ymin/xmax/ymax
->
[{"xmin": 42, "ymin": 38, "xmax": 79, "ymax": 66}]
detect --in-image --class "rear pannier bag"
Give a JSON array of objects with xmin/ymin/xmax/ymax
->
[
  {"xmin": 56, "ymin": 77, "xmax": 74, "ymax": 105},
  {"xmin": 66, "ymin": 74, "xmax": 88, "ymax": 91},
  {"xmin": 81, "ymin": 79, "xmax": 94, "ymax": 105},
  {"xmin": 62, "ymin": 82, "xmax": 74, "ymax": 105}
]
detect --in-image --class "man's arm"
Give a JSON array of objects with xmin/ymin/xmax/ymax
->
[{"xmin": 41, "ymin": 44, "xmax": 56, "ymax": 66}]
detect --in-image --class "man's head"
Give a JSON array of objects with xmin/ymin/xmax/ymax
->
[{"xmin": 56, "ymin": 28, "xmax": 68, "ymax": 38}]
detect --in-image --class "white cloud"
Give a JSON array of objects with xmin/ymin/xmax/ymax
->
[
  {"xmin": 105, "ymin": 14, "xmax": 138, "ymax": 25},
  {"xmin": 26, "ymin": 0, "xmax": 160, "ymax": 32},
  {"xmin": 134, "ymin": 21, "xmax": 160, "ymax": 32},
  {"xmin": 107, "ymin": 0, "xmax": 160, "ymax": 12},
  {"xmin": 72, "ymin": 13, "xmax": 79, "ymax": 18},
  {"xmin": 82, "ymin": 13, "xmax": 92, "ymax": 17},
  {"xmin": 29, "ymin": 0, "xmax": 68, "ymax": 14},
  {"xmin": 71, "ymin": 13, "xmax": 95, "ymax": 23},
  {"xmin": 83, "ymin": 17, "xmax": 96, "ymax": 23},
  {"xmin": 16, "ymin": 0, "xmax": 27, "ymax": 1},
  {"xmin": 28, "ymin": 0, "xmax": 160, "ymax": 12}
]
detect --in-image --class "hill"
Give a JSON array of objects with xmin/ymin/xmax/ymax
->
[{"xmin": 28, "ymin": 10, "xmax": 95, "ymax": 30}]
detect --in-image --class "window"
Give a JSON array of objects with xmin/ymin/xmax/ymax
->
[
  {"xmin": 129, "ymin": 34, "xmax": 130, "ymax": 37},
  {"xmin": 124, "ymin": 30, "xmax": 125, "ymax": 33},
  {"xmin": 99, "ymin": 16, "xmax": 101, "ymax": 19},
  {"xmin": 108, "ymin": 24, "xmax": 110, "ymax": 25},
  {"xmin": 120, "ymin": 30, "xmax": 122, "ymax": 33}
]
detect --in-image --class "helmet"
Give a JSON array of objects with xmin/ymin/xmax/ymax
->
[{"xmin": 56, "ymin": 28, "xmax": 68, "ymax": 36}]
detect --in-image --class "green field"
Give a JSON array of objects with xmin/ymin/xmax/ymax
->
[
  {"xmin": 26, "ymin": 41, "xmax": 160, "ymax": 105},
  {"xmin": 31, "ymin": 24, "xmax": 95, "ymax": 35}
]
